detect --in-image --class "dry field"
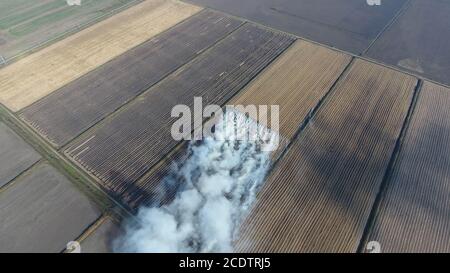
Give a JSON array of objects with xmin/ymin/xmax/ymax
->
[
  {"xmin": 365, "ymin": 81, "xmax": 450, "ymax": 252},
  {"xmin": 0, "ymin": 163, "xmax": 101, "ymax": 252},
  {"xmin": 0, "ymin": 121, "xmax": 40, "ymax": 187},
  {"xmin": 235, "ymin": 59, "xmax": 417, "ymax": 252},
  {"xmin": 64, "ymin": 24, "xmax": 294, "ymax": 198},
  {"xmin": 120, "ymin": 40, "xmax": 351, "ymax": 210},
  {"xmin": 19, "ymin": 10, "xmax": 241, "ymax": 147},
  {"xmin": 0, "ymin": 0, "xmax": 201, "ymax": 111}
]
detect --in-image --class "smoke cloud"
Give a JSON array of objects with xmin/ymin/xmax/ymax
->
[{"xmin": 114, "ymin": 110, "xmax": 279, "ymax": 252}]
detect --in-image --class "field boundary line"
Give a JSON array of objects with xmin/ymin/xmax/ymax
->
[
  {"xmin": 362, "ymin": 0, "xmax": 413, "ymax": 55},
  {"xmin": 63, "ymin": 212, "xmax": 125, "ymax": 253},
  {"xmin": 0, "ymin": 55, "xmax": 6, "ymax": 66},
  {"xmin": 0, "ymin": 159, "xmax": 43, "ymax": 195},
  {"xmin": 62, "ymin": 214, "xmax": 114, "ymax": 253},
  {"xmin": 356, "ymin": 79, "xmax": 424, "ymax": 253},
  {"xmin": 264, "ymin": 57, "xmax": 356, "ymax": 182}
]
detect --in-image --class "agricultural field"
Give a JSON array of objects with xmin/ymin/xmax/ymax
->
[
  {"xmin": 64, "ymin": 23, "xmax": 294, "ymax": 200},
  {"xmin": 0, "ymin": 0, "xmax": 143, "ymax": 61},
  {"xmin": 1, "ymin": 0, "xmax": 448, "ymax": 254},
  {"xmin": 235, "ymin": 60, "xmax": 417, "ymax": 252},
  {"xmin": 0, "ymin": 121, "xmax": 40, "ymax": 187},
  {"xmin": 79, "ymin": 217, "xmax": 122, "ymax": 253},
  {"xmin": 365, "ymin": 81, "xmax": 450, "ymax": 252},
  {"xmin": 119, "ymin": 41, "xmax": 351, "ymax": 211},
  {"xmin": 186, "ymin": 0, "xmax": 409, "ymax": 54},
  {"xmin": 0, "ymin": 163, "xmax": 101, "ymax": 252},
  {"xmin": 365, "ymin": 0, "xmax": 450, "ymax": 86},
  {"xmin": 0, "ymin": 0, "xmax": 201, "ymax": 111},
  {"xmin": 20, "ymin": 10, "xmax": 242, "ymax": 147}
]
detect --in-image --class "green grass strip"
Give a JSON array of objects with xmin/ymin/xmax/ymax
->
[
  {"xmin": 9, "ymin": 0, "xmax": 98, "ymax": 37},
  {"xmin": 0, "ymin": 0, "xmax": 33, "ymax": 20},
  {"xmin": 0, "ymin": 0, "xmax": 66, "ymax": 30}
]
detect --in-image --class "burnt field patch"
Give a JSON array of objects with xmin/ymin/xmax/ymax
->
[
  {"xmin": 20, "ymin": 10, "xmax": 242, "ymax": 148},
  {"xmin": 117, "ymin": 40, "xmax": 351, "ymax": 211},
  {"xmin": 64, "ymin": 23, "xmax": 295, "ymax": 200},
  {"xmin": 235, "ymin": 60, "xmax": 417, "ymax": 252}
]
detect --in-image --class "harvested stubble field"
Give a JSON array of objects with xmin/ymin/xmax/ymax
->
[
  {"xmin": 235, "ymin": 59, "xmax": 418, "ymax": 253},
  {"xmin": 64, "ymin": 23, "xmax": 294, "ymax": 199},
  {"xmin": 366, "ymin": 81, "xmax": 450, "ymax": 252},
  {"xmin": 0, "ymin": 0, "xmax": 201, "ymax": 111},
  {"xmin": 0, "ymin": 121, "xmax": 41, "ymax": 188},
  {"xmin": 20, "ymin": 10, "xmax": 241, "ymax": 147},
  {"xmin": 0, "ymin": 0, "xmax": 141, "ymax": 60},
  {"xmin": 365, "ymin": 0, "xmax": 450, "ymax": 86},
  {"xmin": 0, "ymin": 163, "xmax": 101, "ymax": 252},
  {"xmin": 120, "ymin": 40, "xmax": 351, "ymax": 210}
]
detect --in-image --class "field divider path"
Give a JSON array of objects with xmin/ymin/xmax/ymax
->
[
  {"xmin": 361, "ymin": 81, "xmax": 450, "ymax": 252},
  {"xmin": 361, "ymin": 0, "xmax": 413, "ymax": 55},
  {"xmin": 261, "ymin": 57, "xmax": 357, "ymax": 192},
  {"xmin": 0, "ymin": 119, "xmax": 41, "ymax": 187},
  {"xmin": 0, "ymin": 158, "xmax": 43, "ymax": 194},
  {"xmin": 356, "ymin": 79, "xmax": 423, "ymax": 252}
]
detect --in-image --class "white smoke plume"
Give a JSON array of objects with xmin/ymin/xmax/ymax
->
[
  {"xmin": 114, "ymin": 110, "xmax": 279, "ymax": 252},
  {"xmin": 66, "ymin": 0, "xmax": 82, "ymax": 6}
]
